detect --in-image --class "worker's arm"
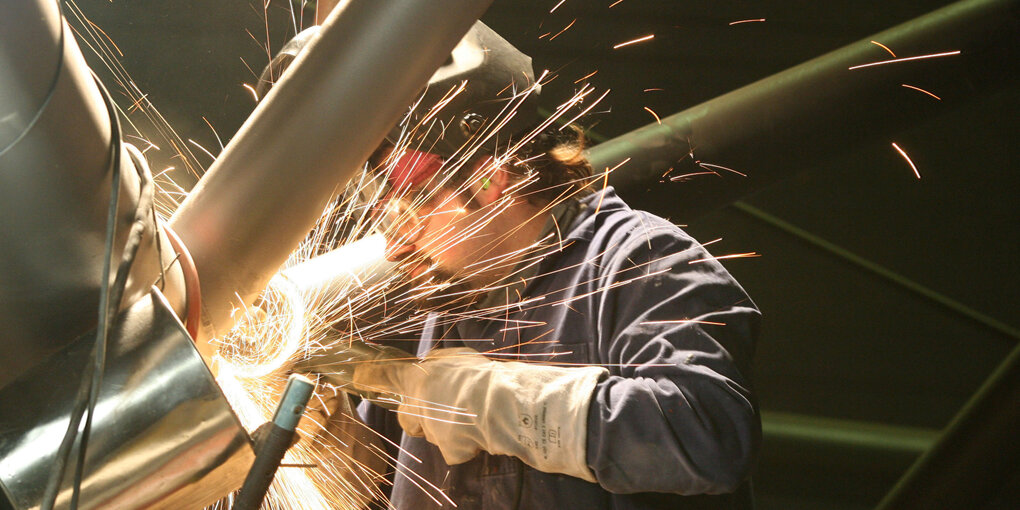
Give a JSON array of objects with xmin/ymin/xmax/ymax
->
[
  {"xmin": 585, "ymin": 219, "xmax": 761, "ymax": 495},
  {"xmin": 348, "ymin": 218, "xmax": 759, "ymax": 493}
]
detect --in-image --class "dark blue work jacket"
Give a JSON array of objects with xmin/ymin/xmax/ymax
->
[{"xmin": 362, "ymin": 188, "xmax": 761, "ymax": 509}]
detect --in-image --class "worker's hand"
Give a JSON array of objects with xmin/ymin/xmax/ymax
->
[
  {"xmin": 352, "ymin": 347, "xmax": 608, "ymax": 482},
  {"xmin": 314, "ymin": 392, "xmax": 389, "ymax": 505},
  {"xmin": 300, "ymin": 389, "xmax": 388, "ymax": 508},
  {"xmin": 263, "ymin": 376, "xmax": 387, "ymax": 508}
]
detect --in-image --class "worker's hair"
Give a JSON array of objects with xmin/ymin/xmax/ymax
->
[{"xmin": 504, "ymin": 124, "xmax": 595, "ymax": 205}]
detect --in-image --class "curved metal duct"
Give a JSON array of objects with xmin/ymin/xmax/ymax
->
[{"xmin": 0, "ymin": 290, "xmax": 253, "ymax": 510}]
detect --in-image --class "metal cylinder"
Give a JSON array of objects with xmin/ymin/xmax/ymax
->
[
  {"xmin": 278, "ymin": 234, "xmax": 394, "ymax": 304},
  {"xmin": 0, "ymin": 290, "xmax": 253, "ymax": 510},
  {"xmin": 0, "ymin": 0, "xmax": 185, "ymax": 389},
  {"xmin": 588, "ymin": 0, "xmax": 1020, "ymax": 220},
  {"xmin": 219, "ymin": 235, "xmax": 395, "ymax": 379},
  {"xmin": 169, "ymin": 0, "xmax": 495, "ymax": 360}
]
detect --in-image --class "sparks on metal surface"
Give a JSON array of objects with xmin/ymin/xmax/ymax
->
[
  {"xmin": 848, "ymin": 50, "xmax": 961, "ymax": 70},
  {"xmin": 643, "ymin": 106, "xmax": 662, "ymax": 124},
  {"xmin": 870, "ymin": 40, "xmax": 897, "ymax": 57},
  {"xmin": 641, "ymin": 319, "xmax": 727, "ymax": 326},
  {"xmin": 669, "ymin": 171, "xmax": 718, "ymax": 182}
]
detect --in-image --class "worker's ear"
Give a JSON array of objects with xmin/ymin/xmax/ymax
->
[{"xmin": 472, "ymin": 163, "xmax": 513, "ymax": 208}]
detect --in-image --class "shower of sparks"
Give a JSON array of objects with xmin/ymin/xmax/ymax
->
[
  {"xmin": 688, "ymin": 252, "xmax": 761, "ymax": 264},
  {"xmin": 199, "ymin": 71, "xmax": 664, "ymax": 509},
  {"xmin": 729, "ymin": 18, "xmax": 765, "ymax": 25},
  {"xmin": 643, "ymin": 106, "xmax": 662, "ymax": 124},
  {"xmin": 76, "ymin": 1, "xmax": 769, "ymax": 507},
  {"xmin": 550, "ymin": 0, "xmax": 567, "ymax": 13},
  {"xmin": 892, "ymin": 142, "xmax": 922, "ymax": 179},
  {"xmin": 901, "ymin": 84, "xmax": 942, "ymax": 101},
  {"xmin": 613, "ymin": 34, "xmax": 654, "ymax": 49},
  {"xmin": 548, "ymin": 18, "xmax": 577, "ymax": 41},
  {"xmin": 63, "ymin": 0, "xmax": 207, "ymax": 179},
  {"xmin": 848, "ymin": 50, "xmax": 961, "ymax": 70},
  {"xmin": 870, "ymin": 40, "xmax": 897, "ymax": 57}
]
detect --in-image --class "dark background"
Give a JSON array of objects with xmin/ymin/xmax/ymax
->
[{"xmin": 72, "ymin": 1, "xmax": 1018, "ymax": 508}]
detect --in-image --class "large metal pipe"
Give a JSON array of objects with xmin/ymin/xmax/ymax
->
[
  {"xmin": 0, "ymin": 0, "xmax": 184, "ymax": 389},
  {"xmin": 169, "ymin": 0, "xmax": 495, "ymax": 360},
  {"xmin": 277, "ymin": 234, "xmax": 394, "ymax": 306},
  {"xmin": 588, "ymin": 0, "xmax": 1019, "ymax": 220}
]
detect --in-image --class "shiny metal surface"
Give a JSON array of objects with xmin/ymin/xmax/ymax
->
[
  {"xmin": 0, "ymin": 289, "xmax": 253, "ymax": 510},
  {"xmin": 0, "ymin": 0, "xmax": 184, "ymax": 388},
  {"xmin": 278, "ymin": 234, "xmax": 394, "ymax": 303},
  {"xmin": 170, "ymin": 0, "xmax": 494, "ymax": 360}
]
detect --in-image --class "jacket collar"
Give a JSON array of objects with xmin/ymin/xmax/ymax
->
[{"xmin": 561, "ymin": 186, "xmax": 630, "ymax": 243}]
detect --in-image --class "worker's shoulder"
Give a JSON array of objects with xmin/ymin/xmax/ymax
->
[{"xmin": 573, "ymin": 188, "xmax": 698, "ymax": 260}]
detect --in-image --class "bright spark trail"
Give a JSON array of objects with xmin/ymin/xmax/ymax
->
[
  {"xmin": 901, "ymin": 84, "xmax": 942, "ymax": 100},
  {"xmin": 729, "ymin": 19, "xmax": 765, "ymax": 25},
  {"xmin": 613, "ymin": 34, "xmax": 654, "ymax": 49},
  {"xmin": 848, "ymin": 50, "xmax": 961, "ymax": 70},
  {"xmin": 870, "ymin": 40, "xmax": 897, "ymax": 57},
  {"xmin": 892, "ymin": 142, "xmax": 922, "ymax": 179}
]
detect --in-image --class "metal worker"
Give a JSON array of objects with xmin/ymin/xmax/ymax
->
[{"xmin": 266, "ymin": 20, "xmax": 760, "ymax": 510}]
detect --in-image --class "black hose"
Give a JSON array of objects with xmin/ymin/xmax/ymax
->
[{"xmin": 38, "ymin": 55, "xmax": 154, "ymax": 510}]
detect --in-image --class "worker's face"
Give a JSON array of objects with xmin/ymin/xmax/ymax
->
[{"xmin": 373, "ymin": 151, "xmax": 505, "ymax": 293}]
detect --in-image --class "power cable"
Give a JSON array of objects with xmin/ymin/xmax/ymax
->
[{"xmin": 38, "ymin": 7, "xmax": 154, "ymax": 505}]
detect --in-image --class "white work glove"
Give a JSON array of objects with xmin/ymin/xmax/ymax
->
[{"xmin": 353, "ymin": 347, "xmax": 608, "ymax": 482}]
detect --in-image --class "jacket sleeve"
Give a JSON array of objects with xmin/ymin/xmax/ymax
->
[{"xmin": 585, "ymin": 222, "xmax": 761, "ymax": 495}]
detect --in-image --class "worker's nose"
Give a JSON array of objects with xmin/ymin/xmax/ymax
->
[{"xmin": 374, "ymin": 198, "xmax": 424, "ymax": 261}]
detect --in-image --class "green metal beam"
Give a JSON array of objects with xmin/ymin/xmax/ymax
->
[{"xmin": 732, "ymin": 201, "xmax": 1020, "ymax": 343}]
